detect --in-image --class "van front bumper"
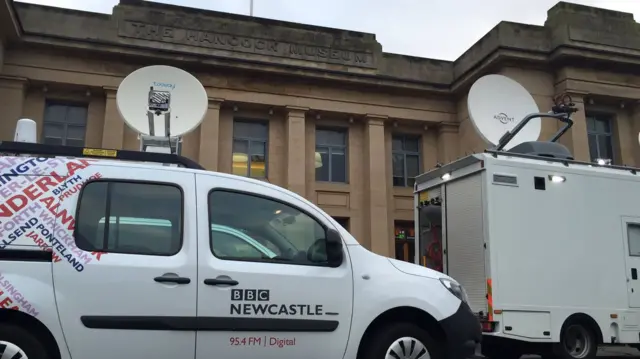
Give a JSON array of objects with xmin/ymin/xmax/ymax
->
[{"xmin": 439, "ymin": 301, "xmax": 481, "ymax": 359}]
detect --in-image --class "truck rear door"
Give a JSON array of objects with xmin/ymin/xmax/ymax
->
[{"xmin": 442, "ymin": 173, "xmax": 489, "ymax": 316}]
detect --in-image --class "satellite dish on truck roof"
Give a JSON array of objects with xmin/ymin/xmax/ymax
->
[
  {"xmin": 116, "ymin": 65, "xmax": 208, "ymax": 138},
  {"xmin": 467, "ymin": 74, "xmax": 540, "ymax": 150}
]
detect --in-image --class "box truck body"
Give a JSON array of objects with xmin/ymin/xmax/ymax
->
[{"xmin": 414, "ymin": 151, "xmax": 640, "ymax": 356}]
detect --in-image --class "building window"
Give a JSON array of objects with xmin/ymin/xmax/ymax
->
[
  {"xmin": 392, "ymin": 135, "xmax": 421, "ymax": 187},
  {"xmin": 316, "ymin": 128, "xmax": 347, "ymax": 183},
  {"xmin": 232, "ymin": 120, "xmax": 268, "ymax": 178},
  {"xmin": 75, "ymin": 180, "xmax": 183, "ymax": 256},
  {"xmin": 209, "ymin": 190, "xmax": 330, "ymax": 266},
  {"xmin": 394, "ymin": 221, "xmax": 415, "ymax": 263},
  {"xmin": 332, "ymin": 217, "xmax": 350, "ymax": 232},
  {"xmin": 42, "ymin": 102, "xmax": 88, "ymax": 147},
  {"xmin": 586, "ymin": 114, "xmax": 614, "ymax": 163}
]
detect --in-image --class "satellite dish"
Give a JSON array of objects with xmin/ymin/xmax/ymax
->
[
  {"xmin": 467, "ymin": 74, "xmax": 540, "ymax": 150},
  {"xmin": 14, "ymin": 118, "xmax": 37, "ymax": 143},
  {"xmin": 116, "ymin": 65, "xmax": 208, "ymax": 138}
]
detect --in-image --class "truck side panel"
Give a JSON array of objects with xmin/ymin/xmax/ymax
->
[
  {"xmin": 486, "ymin": 162, "xmax": 633, "ymax": 342},
  {"xmin": 445, "ymin": 173, "xmax": 487, "ymax": 314}
]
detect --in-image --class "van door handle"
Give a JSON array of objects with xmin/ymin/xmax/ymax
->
[
  {"xmin": 632, "ymin": 268, "xmax": 638, "ymax": 280},
  {"xmin": 204, "ymin": 278, "xmax": 239, "ymax": 286},
  {"xmin": 154, "ymin": 276, "xmax": 191, "ymax": 284}
]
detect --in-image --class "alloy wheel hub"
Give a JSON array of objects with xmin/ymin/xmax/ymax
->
[
  {"xmin": 385, "ymin": 336, "xmax": 430, "ymax": 359},
  {"xmin": 0, "ymin": 340, "xmax": 27, "ymax": 359}
]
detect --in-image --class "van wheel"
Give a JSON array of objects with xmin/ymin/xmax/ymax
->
[
  {"xmin": 554, "ymin": 322, "xmax": 597, "ymax": 359},
  {"xmin": 0, "ymin": 323, "xmax": 50, "ymax": 359},
  {"xmin": 363, "ymin": 322, "xmax": 442, "ymax": 359}
]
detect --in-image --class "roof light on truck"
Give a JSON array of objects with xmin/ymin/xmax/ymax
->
[
  {"xmin": 549, "ymin": 175, "xmax": 566, "ymax": 183},
  {"xmin": 441, "ymin": 173, "xmax": 451, "ymax": 181}
]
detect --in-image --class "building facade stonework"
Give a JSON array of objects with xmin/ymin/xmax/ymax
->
[{"xmin": 1, "ymin": 0, "xmax": 639, "ymax": 261}]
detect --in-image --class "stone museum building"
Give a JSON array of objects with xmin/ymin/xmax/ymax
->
[{"xmin": 0, "ymin": 0, "xmax": 639, "ymax": 261}]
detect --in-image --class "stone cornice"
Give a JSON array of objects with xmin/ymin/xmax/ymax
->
[
  {"xmin": 285, "ymin": 105, "xmax": 308, "ymax": 118},
  {"xmin": 208, "ymin": 97, "xmax": 224, "ymax": 109},
  {"xmin": 0, "ymin": 0, "xmax": 23, "ymax": 40},
  {"xmin": 9, "ymin": 1, "xmax": 640, "ymax": 95},
  {"xmin": 366, "ymin": 114, "xmax": 388, "ymax": 126},
  {"xmin": 438, "ymin": 122, "xmax": 459, "ymax": 134}
]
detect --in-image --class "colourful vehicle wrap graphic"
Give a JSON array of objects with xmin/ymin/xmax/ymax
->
[
  {"xmin": 0, "ymin": 272, "xmax": 39, "ymax": 316},
  {"xmin": 0, "ymin": 156, "xmax": 106, "ymax": 271}
]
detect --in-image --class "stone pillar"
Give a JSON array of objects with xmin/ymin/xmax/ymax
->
[
  {"xmin": 437, "ymin": 122, "xmax": 459, "ymax": 163},
  {"xmin": 198, "ymin": 98, "xmax": 224, "ymax": 171},
  {"xmin": 101, "ymin": 86, "xmax": 124, "ymax": 149},
  {"xmin": 556, "ymin": 93, "xmax": 590, "ymax": 162},
  {"xmin": 365, "ymin": 115, "xmax": 389, "ymax": 257},
  {"xmin": 0, "ymin": 76, "xmax": 27, "ymax": 141},
  {"xmin": 630, "ymin": 102, "xmax": 640, "ymax": 167},
  {"xmin": 285, "ymin": 106, "xmax": 308, "ymax": 196},
  {"xmin": 421, "ymin": 125, "xmax": 438, "ymax": 170}
]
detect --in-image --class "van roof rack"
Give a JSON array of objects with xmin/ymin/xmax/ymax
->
[{"xmin": 0, "ymin": 141, "xmax": 205, "ymax": 170}]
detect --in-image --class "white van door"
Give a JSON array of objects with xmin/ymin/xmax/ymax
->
[
  {"xmin": 623, "ymin": 217, "xmax": 640, "ymax": 308},
  {"xmin": 51, "ymin": 162, "xmax": 198, "ymax": 359},
  {"xmin": 194, "ymin": 174, "xmax": 353, "ymax": 359}
]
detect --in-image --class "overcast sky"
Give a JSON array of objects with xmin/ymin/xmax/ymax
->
[{"xmin": 16, "ymin": 0, "xmax": 640, "ymax": 61}]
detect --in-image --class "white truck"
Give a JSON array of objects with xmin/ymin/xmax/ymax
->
[
  {"xmin": 0, "ymin": 137, "xmax": 480, "ymax": 359},
  {"xmin": 413, "ymin": 105, "xmax": 640, "ymax": 359}
]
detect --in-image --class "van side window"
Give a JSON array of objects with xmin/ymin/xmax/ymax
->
[
  {"xmin": 75, "ymin": 181, "xmax": 183, "ymax": 256},
  {"xmin": 209, "ymin": 190, "xmax": 328, "ymax": 265}
]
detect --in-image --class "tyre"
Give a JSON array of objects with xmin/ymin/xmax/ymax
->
[
  {"xmin": 0, "ymin": 323, "xmax": 50, "ymax": 359},
  {"xmin": 362, "ymin": 322, "xmax": 442, "ymax": 359},
  {"xmin": 553, "ymin": 321, "xmax": 597, "ymax": 359}
]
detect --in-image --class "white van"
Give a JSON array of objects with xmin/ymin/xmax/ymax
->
[{"xmin": 0, "ymin": 141, "xmax": 480, "ymax": 359}]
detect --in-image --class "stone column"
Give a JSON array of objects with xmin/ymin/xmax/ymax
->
[
  {"xmin": 198, "ymin": 98, "xmax": 224, "ymax": 171},
  {"xmin": 101, "ymin": 86, "xmax": 124, "ymax": 149},
  {"xmin": 630, "ymin": 102, "xmax": 640, "ymax": 167},
  {"xmin": 365, "ymin": 115, "xmax": 389, "ymax": 257},
  {"xmin": 0, "ymin": 76, "xmax": 27, "ymax": 141},
  {"xmin": 555, "ymin": 92, "xmax": 590, "ymax": 162},
  {"xmin": 542, "ymin": 91, "xmax": 591, "ymax": 162},
  {"xmin": 285, "ymin": 106, "xmax": 308, "ymax": 196},
  {"xmin": 421, "ymin": 125, "xmax": 438, "ymax": 170},
  {"xmin": 437, "ymin": 122, "xmax": 459, "ymax": 163}
]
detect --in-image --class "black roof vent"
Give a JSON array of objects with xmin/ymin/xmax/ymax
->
[{"xmin": 507, "ymin": 141, "xmax": 574, "ymax": 160}]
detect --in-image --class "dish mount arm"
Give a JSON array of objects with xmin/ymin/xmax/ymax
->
[{"xmin": 494, "ymin": 93, "xmax": 579, "ymax": 152}]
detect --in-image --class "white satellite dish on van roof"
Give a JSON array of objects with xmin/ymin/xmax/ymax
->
[
  {"xmin": 467, "ymin": 74, "xmax": 540, "ymax": 150},
  {"xmin": 116, "ymin": 65, "xmax": 208, "ymax": 139}
]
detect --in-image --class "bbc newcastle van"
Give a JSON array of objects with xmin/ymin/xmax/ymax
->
[{"xmin": 0, "ymin": 140, "xmax": 480, "ymax": 359}]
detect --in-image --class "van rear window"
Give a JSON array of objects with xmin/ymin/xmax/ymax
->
[{"xmin": 75, "ymin": 180, "xmax": 183, "ymax": 256}]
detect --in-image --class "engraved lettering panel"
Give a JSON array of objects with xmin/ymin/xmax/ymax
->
[{"xmin": 118, "ymin": 21, "xmax": 374, "ymax": 68}]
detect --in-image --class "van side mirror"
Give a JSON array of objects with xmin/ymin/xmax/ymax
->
[{"xmin": 326, "ymin": 228, "xmax": 344, "ymax": 268}]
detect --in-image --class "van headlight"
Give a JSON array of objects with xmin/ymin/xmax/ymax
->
[{"xmin": 439, "ymin": 278, "xmax": 469, "ymax": 303}]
